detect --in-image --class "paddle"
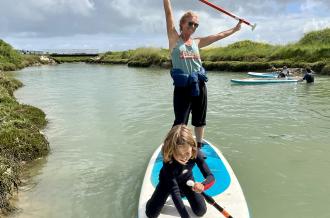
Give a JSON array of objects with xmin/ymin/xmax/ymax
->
[
  {"xmin": 187, "ymin": 180, "xmax": 234, "ymax": 218},
  {"xmin": 198, "ymin": 0, "xmax": 256, "ymax": 31}
]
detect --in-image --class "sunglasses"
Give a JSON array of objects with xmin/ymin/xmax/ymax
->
[{"xmin": 188, "ymin": 21, "xmax": 199, "ymax": 28}]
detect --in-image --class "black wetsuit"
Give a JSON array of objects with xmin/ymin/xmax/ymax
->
[
  {"xmin": 277, "ymin": 72, "xmax": 286, "ymax": 78},
  {"xmin": 145, "ymin": 151, "xmax": 215, "ymax": 218},
  {"xmin": 303, "ymin": 72, "xmax": 314, "ymax": 83}
]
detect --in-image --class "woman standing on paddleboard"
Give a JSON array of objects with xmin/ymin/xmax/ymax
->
[{"xmin": 164, "ymin": 0, "xmax": 242, "ymax": 148}]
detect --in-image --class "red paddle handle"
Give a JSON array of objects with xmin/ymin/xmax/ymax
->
[{"xmin": 198, "ymin": 0, "xmax": 253, "ymax": 26}]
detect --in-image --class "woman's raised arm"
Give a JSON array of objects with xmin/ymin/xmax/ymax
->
[
  {"xmin": 163, "ymin": 0, "xmax": 179, "ymax": 51},
  {"xmin": 196, "ymin": 20, "xmax": 242, "ymax": 48}
]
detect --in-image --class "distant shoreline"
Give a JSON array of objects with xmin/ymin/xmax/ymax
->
[
  {"xmin": 51, "ymin": 52, "xmax": 330, "ymax": 76},
  {"xmin": 51, "ymin": 28, "xmax": 330, "ymax": 75}
]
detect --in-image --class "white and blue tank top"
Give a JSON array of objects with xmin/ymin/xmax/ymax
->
[{"xmin": 171, "ymin": 37, "xmax": 202, "ymax": 75}]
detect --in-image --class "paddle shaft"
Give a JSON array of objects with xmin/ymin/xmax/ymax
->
[
  {"xmin": 187, "ymin": 181, "xmax": 234, "ymax": 218},
  {"xmin": 198, "ymin": 0, "xmax": 254, "ymax": 28},
  {"xmin": 201, "ymin": 192, "xmax": 234, "ymax": 218}
]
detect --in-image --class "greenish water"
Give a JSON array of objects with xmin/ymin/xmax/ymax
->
[{"xmin": 11, "ymin": 63, "xmax": 330, "ymax": 218}]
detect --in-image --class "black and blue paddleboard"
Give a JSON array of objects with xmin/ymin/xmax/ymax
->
[{"xmin": 138, "ymin": 140, "xmax": 250, "ymax": 218}]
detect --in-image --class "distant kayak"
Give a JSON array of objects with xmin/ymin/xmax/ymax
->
[
  {"xmin": 138, "ymin": 140, "xmax": 250, "ymax": 218},
  {"xmin": 231, "ymin": 78, "xmax": 300, "ymax": 84},
  {"xmin": 247, "ymin": 72, "xmax": 278, "ymax": 78}
]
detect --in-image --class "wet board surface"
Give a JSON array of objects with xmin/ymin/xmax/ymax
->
[{"xmin": 138, "ymin": 140, "xmax": 250, "ymax": 218}]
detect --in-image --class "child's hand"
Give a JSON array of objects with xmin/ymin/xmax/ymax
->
[{"xmin": 192, "ymin": 182, "xmax": 204, "ymax": 193}]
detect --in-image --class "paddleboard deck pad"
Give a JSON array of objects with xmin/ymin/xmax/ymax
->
[{"xmin": 138, "ymin": 140, "xmax": 250, "ymax": 218}]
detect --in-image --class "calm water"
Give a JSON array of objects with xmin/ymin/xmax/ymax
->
[{"xmin": 10, "ymin": 63, "xmax": 330, "ymax": 218}]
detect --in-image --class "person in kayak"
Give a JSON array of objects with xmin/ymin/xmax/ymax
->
[
  {"xmin": 163, "ymin": 0, "xmax": 242, "ymax": 149},
  {"xmin": 145, "ymin": 125, "xmax": 215, "ymax": 218}
]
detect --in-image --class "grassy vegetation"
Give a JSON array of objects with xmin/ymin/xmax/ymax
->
[
  {"xmin": 0, "ymin": 40, "xmax": 49, "ymax": 214},
  {"xmin": 0, "ymin": 40, "xmax": 42, "ymax": 72},
  {"xmin": 0, "ymin": 73, "xmax": 49, "ymax": 214},
  {"xmin": 0, "ymin": 40, "xmax": 23, "ymax": 72},
  {"xmin": 94, "ymin": 48, "xmax": 170, "ymax": 67},
  {"xmin": 96, "ymin": 28, "xmax": 330, "ymax": 74},
  {"xmin": 51, "ymin": 55, "xmax": 96, "ymax": 63}
]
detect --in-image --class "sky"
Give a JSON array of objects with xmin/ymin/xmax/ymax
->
[{"xmin": 0, "ymin": 0, "xmax": 329, "ymax": 52}]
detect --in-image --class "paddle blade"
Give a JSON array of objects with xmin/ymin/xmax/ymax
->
[{"xmin": 251, "ymin": 23, "xmax": 257, "ymax": 31}]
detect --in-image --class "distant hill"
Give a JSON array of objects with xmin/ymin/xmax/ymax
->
[
  {"xmin": 201, "ymin": 40, "xmax": 277, "ymax": 62},
  {"xmin": 297, "ymin": 28, "xmax": 330, "ymax": 46},
  {"xmin": 226, "ymin": 40, "xmax": 274, "ymax": 49},
  {"xmin": 200, "ymin": 28, "xmax": 330, "ymax": 71}
]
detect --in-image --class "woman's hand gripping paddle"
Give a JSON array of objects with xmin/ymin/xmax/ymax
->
[
  {"xmin": 187, "ymin": 180, "xmax": 234, "ymax": 218},
  {"xmin": 198, "ymin": 0, "xmax": 256, "ymax": 31}
]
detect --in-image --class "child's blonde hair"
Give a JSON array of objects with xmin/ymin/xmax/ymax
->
[
  {"xmin": 179, "ymin": 11, "xmax": 199, "ymax": 32},
  {"xmin": 162, "ymin": 124, "xmax": 197, "ymax": 163}
]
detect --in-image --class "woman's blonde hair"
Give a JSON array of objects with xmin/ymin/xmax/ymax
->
[
  {"xmin": 162, "ymin": 124, "xmax": 197, "ymax": 163},
  {"xmin": 179, "ymin": 11, "xmax": 199, "ymax": 32}
]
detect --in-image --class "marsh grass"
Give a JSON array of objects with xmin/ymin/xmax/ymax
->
[
  {"xmin": 52, "ymin": 56, "xmax": 95, "ymax": 63},
  {"xmin": 97, "ymin": 28, "xmax": 330, "ymax": 74},
  {"xmin": 0, "ymin": 40, "xmax": 41, "ymax": 72},
  {"xmin": 98, "ymin": 48, "xmax": 169, "ymax": 67},
  {"xmin": 0, "ymin": 40, "xmax": 23, "ymax": 71},
  {"xmin": 0, "ymin": 156, "xmax": 20, "ymax": 214},
  {"xmin": 0, "ymin": 40, "xmax": 49, "ymax": 213},
  {"xmin": 0, "ymin": 74, "xmax": 49, "ymax": 213}
]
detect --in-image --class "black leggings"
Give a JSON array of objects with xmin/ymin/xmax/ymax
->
[
  {"xmin": 173, "ymin": 83, "xmax": 207, "ymax": 127},
  {"xmin": 145, "ymin": 182, "xmax": 207, "ymax": 218}
]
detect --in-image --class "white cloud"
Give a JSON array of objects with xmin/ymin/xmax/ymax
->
[
  {"xmin": 30, "ymin": 0, "xmax": 95, "ymax": 15},
  {"xmin": 303, "ymin": 18, "xmax": 330, "ymax": 33},
  {"xmin": 300, "ymin": 0, "xmax": 323, "ymax": 12},
  {"xmin": 0, "ymin": 0, "xmax": 329, "ymax": 50},
  {"xmin": 111, "ymin": 0, "xmax": 136, "ymax": 18}
]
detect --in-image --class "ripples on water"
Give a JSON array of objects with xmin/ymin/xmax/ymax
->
[{"xmin": 11, "ymin": 64, "xmax": 330, "ymax": 218}]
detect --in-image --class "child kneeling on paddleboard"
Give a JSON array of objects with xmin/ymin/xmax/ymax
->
[{"xmin": 145, "ymin": 125, "xmax": 215, "ymax": 218}]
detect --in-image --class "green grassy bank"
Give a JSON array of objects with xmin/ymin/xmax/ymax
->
[
  {"xmin": 51, "ymin": 55, "xmax": 97, "ymax": 63},
  {"xmin": 0, "ymin": 40, "xmax": 49, "ymax": 214},
  {"xmin": 94, "ymin": 28, "xmax": 330, "ymax": 75},
  {"xmin": 0, "ymin": 40, "xmax": 43, "ymax": 72}
]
